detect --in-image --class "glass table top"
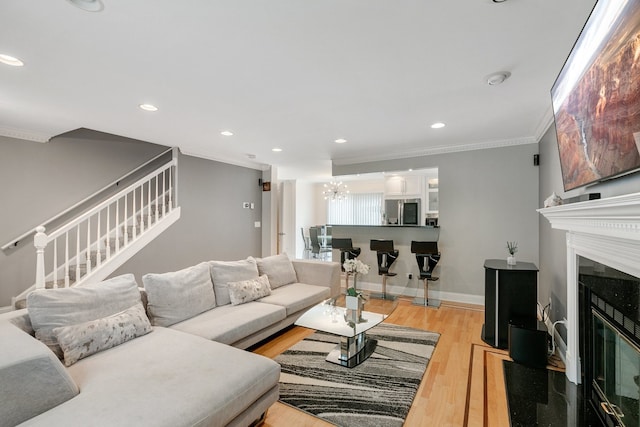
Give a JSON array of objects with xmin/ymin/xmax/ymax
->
[{"xmin": 295, "ymin": 292, "xmax": 401, "ymax": 338}]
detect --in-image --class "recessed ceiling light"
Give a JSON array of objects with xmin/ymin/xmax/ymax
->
[
  {"xmin": 220, "ymin": 131, "xmax": 233, "ymax": 136},
  {"xmin": 334, "ymin": 138, "xmax": 347, "ymax": 144},
  {"xmin": 0, "ymin": 54, "xmax": 24, "ymax": 67},
  {"xmin": 431, "ymin": 122, "xmax": 446, "ymax": 129},
  {"xmin": 66, "ymin": 0, "xmax": 104, "ymax": 12},
  {"xmin": 272, "ymin": 148, "xmax": 282, "ymax": 152},
  {"xmin": 487, "ymin": 71, "xmax": 511, "ymax": 86},
  {"xmin": 139, "ymin": 104, "xmax": 158, "ymax": 112}
]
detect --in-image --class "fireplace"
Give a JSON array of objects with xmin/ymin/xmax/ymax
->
[
  {"xmin": 579, "ymin": 257, "xmax": 640, "ymax": 426},
  {"xmin": 539, "ymin": 192, "xmax": 640, "ymax": 423}
]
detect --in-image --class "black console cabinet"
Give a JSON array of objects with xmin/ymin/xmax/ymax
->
[{"xmin": 481, "ymin": 259, "xmax": 538, "ymax": 349}]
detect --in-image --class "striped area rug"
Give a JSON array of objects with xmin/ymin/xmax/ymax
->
[{"xmin": 275, "ymin": 323, "xmax": 440, "ymax": 427}]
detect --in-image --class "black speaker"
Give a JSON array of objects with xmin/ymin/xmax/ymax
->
[
  {"xmin": 509, "ymin": 321, "xmax": 548, "ymax": 368},
  {"xmin": 533, "ymin": 154, "xmax": 540, "ymax": 166}
]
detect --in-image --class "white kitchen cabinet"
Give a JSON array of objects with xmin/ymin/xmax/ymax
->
[{"xmin": 384, "ymin": 175, "xmax": 423, "ymax": 197}]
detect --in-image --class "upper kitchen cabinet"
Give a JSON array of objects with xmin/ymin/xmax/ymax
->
[{"xmin": 384, "ymin": 175, "xmax": 423, "ymax": 198}]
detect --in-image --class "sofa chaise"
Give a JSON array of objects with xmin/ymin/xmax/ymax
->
[{"xmin": 0, "ymin": 255, "xmax": 341, "ymax": 427}]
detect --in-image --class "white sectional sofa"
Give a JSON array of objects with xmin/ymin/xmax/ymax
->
[{"xmin": 0, "ymin": 255, "xmax": 340, "ymax": 427}]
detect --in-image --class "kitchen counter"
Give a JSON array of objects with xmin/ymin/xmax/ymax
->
[{"xmin": 329, "ymin": 224, "xmax": 439, "ymax": 229}]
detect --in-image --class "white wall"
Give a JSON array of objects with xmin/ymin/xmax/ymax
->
[
  {"xmin": 294, "ymin": 180, "xmax": 315, "ymax": 258},
  {"xmin": 333, "ymin": 143, "xmax": 540, "ymax": 302}
]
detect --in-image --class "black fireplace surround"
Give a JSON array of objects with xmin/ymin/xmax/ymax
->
[{"xmin": 579, "ymin": 256, "xmax": 640, "ymax": 427}]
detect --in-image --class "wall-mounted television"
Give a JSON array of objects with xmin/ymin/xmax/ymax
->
[{"xmin": 551, "ymin": 0, "xmax": 640, "ymax": 192}]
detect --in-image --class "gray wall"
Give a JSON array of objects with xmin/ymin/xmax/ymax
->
[
  {"xmin": 0, "ymin": 130, "xmax": 167, "ymax": 306},
  {"xmin": 333, "ymin": 143, "xmax": 540, "ymax": 300},
  {"xmin": 112, "ymin": 153, "xmax": 263, "ymax": 282},
  {"xmin": 0, "ymin": 129, "xmax": 168, "ymax": 244},
  {"xmin": 538, "ymin": 124, "xmax": 640, "ymax": 324},
  {"xmin": 0, "ymin": 131, "xmax": 263, "ymax": 306}
]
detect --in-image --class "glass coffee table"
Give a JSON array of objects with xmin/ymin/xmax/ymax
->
[{"xmin": 295, "ymin": 292, "xmax": 401, "ymax": 368}]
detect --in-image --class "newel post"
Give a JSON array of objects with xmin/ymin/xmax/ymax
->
[{"xmin": 34, "ymin": 226, "xmax": 47, "ymax": 290}]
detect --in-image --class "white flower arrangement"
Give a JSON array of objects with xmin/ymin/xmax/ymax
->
[{"xmin": 343, "ymin": 259, "xmax": 370, "ymax": 275}]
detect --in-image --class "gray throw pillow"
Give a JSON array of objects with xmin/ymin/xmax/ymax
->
[
  {"xmin": 53, "ymin": 302, "xmax": 152, "ymax": 366},
  {"xmin": 228, "ymin": 275, "xmax": 272, "ymax": 306},
  {"xmin": 142, "ymin": 262, "xmax": 216, "ymax": 327},
  {"xmin": 27, "ymin": 274, "xmax": 142, "ymax": 359},
  {"xmin": 256, "ymin": 253, "xmax": 297, "ymax": 289},
  {"xmin": 209, "ymin": 257, "xmax": 259, "ymax": 306}
]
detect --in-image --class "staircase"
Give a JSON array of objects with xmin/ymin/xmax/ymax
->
[{"xmin": 12, "ymin": 155, "xmax": 181, "ymax": 309}]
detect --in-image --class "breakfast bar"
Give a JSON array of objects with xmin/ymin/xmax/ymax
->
[{"xmin": 330, "ymin": 225, "xmax": 440, "ymax": 298}]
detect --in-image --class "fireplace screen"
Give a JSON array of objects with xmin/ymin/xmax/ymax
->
[{"xmin": 592, "ymin": 310, "xmax": 640, "ymax": 426}]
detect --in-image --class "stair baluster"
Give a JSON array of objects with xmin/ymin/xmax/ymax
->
[
  {"xmin": 64, "ymin": 233, "xmax": 70, "ymax": 288},
  {"xmin": 86, "ymin": 217, "xmax": 92, "ymax": 276},
  {"xmin": 96, "ymin": 211, "xmax": 101, "ymax": 268},
  {"xmin": 106, "ymin": 206, "xmax": 111, "ymax": 260},
  {"xmin": 52, "ymin": 239, "xmax": 58, "ymax": 288},
  {"xmin": 155, "ymin": 176, "xmax": 159, "ymax": 223},
  {"xmin": 12, "ymin": 156, "xmax": 180, "ymax": 309},
  {"xmin": 75, "ymin": 224, "xmax": 81, "ymax": 283},
  {"xmin": 116, "ymin": 198, "xmax": 120, "ymax": 253},
  {"xmin": 34, "ymin": 226, "xmax": 46, "ymax": 290}
]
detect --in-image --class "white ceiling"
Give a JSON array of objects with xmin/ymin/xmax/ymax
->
[{"xmin": 0, "ymin": 0, "xmax": 596, "ymax": 181}]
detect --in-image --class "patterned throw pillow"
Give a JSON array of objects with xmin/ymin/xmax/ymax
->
[
  {"xmin": 209, "ymin": 257, "xmax": 259, "ymax": 306},
  {"xmin": 53, "ymin": 303, "xmax": 152, "ymax": 366},
  {"xmin": 27, "ymin": 274, "xmax": 142, "ymax": 359},
  {"xmin": 227, "ymin": 275, "xmax": 272, "ymax": 306}
]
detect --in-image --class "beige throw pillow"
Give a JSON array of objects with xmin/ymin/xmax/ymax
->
[
  {"xmin": 53, "ymin": 303, "xmax": 152, "ymax": 366},
  {"xmin": 27, "ymin": 274, "xmax": 142, "ymax": 359},
  {"xmin": 256, "ymin": 253, "xmax": 297, "ymax": 289},
  {"xmin": 142, "ymin": 262, "xmax": 216, "ymax": 327},
  {"xmin": 228, "ymin": 275, "xmax": 272, "ymax": 305},
  {"xmin": 209, "ymin": 257, "xmax": 259, "ymax": 306}
]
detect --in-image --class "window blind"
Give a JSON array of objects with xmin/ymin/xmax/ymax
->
[{"xmin": 327, "ymin": 193, "xmax": 383, "ymax": 225}]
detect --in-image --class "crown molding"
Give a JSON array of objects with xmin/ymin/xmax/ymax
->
[
  {"xmin": 0, "ymin": 126, "xmax": 51, "ymax": 143},
  {"xmin": 533, "ymin": 105, "xmax": 555, "ymax": 142},
  {"xmin": 332, "ymin": 136, "xmax": 537, "ymax": 166}
]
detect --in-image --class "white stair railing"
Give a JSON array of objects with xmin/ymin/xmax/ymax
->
[{"xmin": 17, "ymin": 156, "xmax": 178, "ymax": 303}]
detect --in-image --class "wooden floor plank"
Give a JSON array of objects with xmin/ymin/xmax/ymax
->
[{"xmin": 253, "ymin": 299, "xmax": 504, "ymax": 426}]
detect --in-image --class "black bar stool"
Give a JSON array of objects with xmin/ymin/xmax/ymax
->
[
  {"xmin": 333, "ymin": 238, "xmax": 362, "ymax": 290},
  {"xmin": 370, "ymin": 239, "xmax": 399, "ymax": 300},
  {"xmin": 411, "ymin": 241, "xmax": 441, "ymax": 308},
  {"xmin": 332, "ymin": 238, "xmax": 361, "ymax": 270}
]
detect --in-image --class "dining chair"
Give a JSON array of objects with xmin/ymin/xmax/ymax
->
[{"xmin": 310, "ymin": 227, "xmax": 331, "ymax": 260}]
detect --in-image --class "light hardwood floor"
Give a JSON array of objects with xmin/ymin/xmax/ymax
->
[{"xmin": 253, "ymin": 298, "xmax": 513, "ymax": 427}]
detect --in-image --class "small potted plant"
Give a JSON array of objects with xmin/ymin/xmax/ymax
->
[{"xmin": 506, "ymin": 241, "xmax": 518, "ymax": 266}]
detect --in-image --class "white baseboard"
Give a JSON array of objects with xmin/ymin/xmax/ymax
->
[
  {"xmin": 537, "ymin": 302, "xmax": 567, "ymax": 366},
  {"xmin": 346, "ymin": 279, "xmax": 484, "ymax": 306}
]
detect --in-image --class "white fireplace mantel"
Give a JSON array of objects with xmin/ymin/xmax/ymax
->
[{"xmin": 538, "ymin": 191, "xmax": 640, "ymax": 384}]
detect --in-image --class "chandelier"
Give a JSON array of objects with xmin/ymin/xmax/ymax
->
[{"xmin": 322, "ymin": 181, "xmax": 349, "ymax": 201}]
